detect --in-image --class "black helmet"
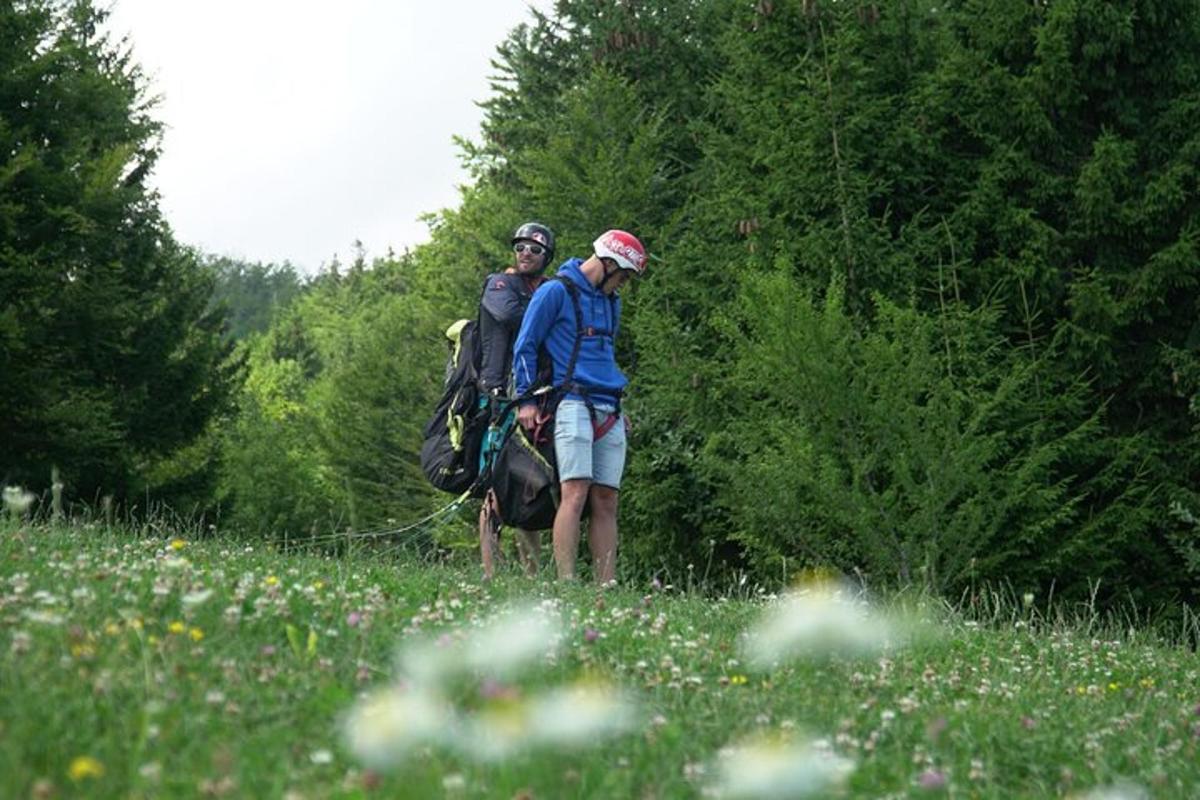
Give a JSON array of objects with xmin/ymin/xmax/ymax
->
[{"xmin": 511, "ymin": 222, "xmax": 555, "ymax": 268}]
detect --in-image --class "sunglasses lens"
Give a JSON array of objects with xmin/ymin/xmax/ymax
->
[{"xmin": 515, "ymin": 243, "xmax": 544, "ymax": 255}]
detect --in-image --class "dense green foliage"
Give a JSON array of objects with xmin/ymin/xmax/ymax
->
[
  {"xmin": 0, "ymin": 0, "xmax": 231, "ymax": 506},
  {"xmin": 204, "ymin": 254, "xmax": 303, "ymax": 342},
  {"xmin": 6, "ymin": 0, "xmax": 1200, "ymax": 608},
  {"xmin": 216, "ymin": 253, "xmax": 456, "ymax": 540},
  {"xmin": 712, "ymin": 274, "xmax": 1098, "ymax": 594}
]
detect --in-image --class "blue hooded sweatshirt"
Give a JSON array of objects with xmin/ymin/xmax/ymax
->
[{"xmin": 512, "ymin": 258, "xmax": 627, "ymax": 407}]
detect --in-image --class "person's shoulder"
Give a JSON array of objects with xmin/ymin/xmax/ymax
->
[
  {"xmin": 483, "ymin": 272, "xmax": 518, "ymax": 294},
  {"xmin": 534, "ymin": 277, "xmax": 568, "ymax": 298}
]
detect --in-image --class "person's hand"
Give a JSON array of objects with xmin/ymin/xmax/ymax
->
[{"xmin": 517, "ymin": 403, "xmax": 539, "ymax": 431}]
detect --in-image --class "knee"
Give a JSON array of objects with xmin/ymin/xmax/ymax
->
[
  {"xmin": 559, "ymin": 480, "xmax": 591, "ymax": 512},
  {"xmin": 589, "ymin": 486, "xmax": 619, "ymax": 517}
]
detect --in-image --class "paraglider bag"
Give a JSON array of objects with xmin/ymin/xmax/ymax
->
[
  {"xmin": 489, "ymin": 425, "xmax": 559, "ymax": 530},
  {"xmin": 420, "ymin": 319, "xmax": 487, "ymax": 495}
]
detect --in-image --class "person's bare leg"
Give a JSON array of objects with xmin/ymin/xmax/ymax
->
[
  {"xmin": 515, "ymin": 528, "xmax": 541, "ymax": 577},
  {"xmin": 553, "ymin": 479, "xmax": 591, "ymax": 580},
  {"xmin": 479, "ymin": 491, "xmax": 501, "ymax": 580},
  {"xmin": 587, "ymin": 485, "xmax": 619, "ymax": 584}
]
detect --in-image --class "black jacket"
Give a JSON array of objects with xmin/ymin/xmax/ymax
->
[{"xmin": 477, "ymin": 271, "xmax": 541, "ymax": 393}]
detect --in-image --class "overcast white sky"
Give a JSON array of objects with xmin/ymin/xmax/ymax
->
[{"xmin": 105, "ymin": 1, "xmax": 549, "ymax": 274}]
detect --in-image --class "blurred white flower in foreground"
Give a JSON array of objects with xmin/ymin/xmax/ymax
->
[
  {"xmin": 453, "ymin": 680, "xmax": 635, "ymax": 761},
  {"xmin": 526, "ymin": 680, "xmax": 636, "ymax": 744},
  {"xmin": 710, "ymin": 736, "xmax": 855, "ymax": 799},
  {"xmin": 343, "ymin": 604, "xmax": 632, "ymax": 771},
  {"xmin": 401, "ymin": 603, "xmax": 563, "ymax": 684},
  {"xmin": 342, "ymin": 686, "xmax": 451, "ymax": 769},
  {"xmin": 462, "ymin": 605, "xmax": 562, "ymax": 677},
  {"xmin": 1076, "ymin": 783, "xmax": 1149, "ymax": 800},
  {"xmin": 3, "ymin": 485, "xmax": 35, "ymax": 516},
  {"xmin": 742, "ymin": 581, "xmax": 923, "ymax": 667},
  {"xmin": 456, "ymin": 697, "xmax": 531, "ymax": 762}
]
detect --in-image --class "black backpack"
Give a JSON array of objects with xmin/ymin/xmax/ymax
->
[
  {"xmin": 419, "ymin": 316, "xmax": 489, "ymax": 495},
  {"xmin": 489, "ymin": 425, "xmax": 559, "ymax": 530}
]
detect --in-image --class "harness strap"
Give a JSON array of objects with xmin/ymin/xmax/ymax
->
[
  {"xmin": 592, "ymin": 410, "xmax": 620, "ymax": 440},
  {"xmin": 561, "ymin": 379, "xmax": 622, "ymax": 441}
]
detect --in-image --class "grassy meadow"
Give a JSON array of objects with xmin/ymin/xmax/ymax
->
[{"xmin": 1, "ymin": 519, "xmax": 1198, "ymax": 799}]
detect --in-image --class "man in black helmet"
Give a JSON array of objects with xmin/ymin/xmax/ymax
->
[{"xmin": 477, "ymin": 222, "xmax": 555, "ymax": 579}]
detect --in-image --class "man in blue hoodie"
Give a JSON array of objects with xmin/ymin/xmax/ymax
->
[{"xmin": 512, "ymin": 230, "xmax": 648, "ymax": 583}]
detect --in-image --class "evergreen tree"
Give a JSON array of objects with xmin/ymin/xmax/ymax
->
[
  {"xmin": 204, "ymin": 255, "xmax": 304, "ymax": 342},
  {"xmin": 0, "ymin": 0, "xmax": 231, "ymax": 506}
]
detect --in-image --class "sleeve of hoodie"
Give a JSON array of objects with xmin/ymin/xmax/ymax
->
[{"xmin": 512, "ymin": 281, "xmax": 565, "ymax": 401}]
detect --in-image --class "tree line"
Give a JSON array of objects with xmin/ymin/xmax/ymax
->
[{"xmin": 3, "ymin": 0, "xmax": 1198, "ymax": 609}]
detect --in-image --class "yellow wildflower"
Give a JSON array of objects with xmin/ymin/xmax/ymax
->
[
  {"xmin": 1108, "ymin": 682, "xmax": 1120, "ymax": 692},
  {"xmin": 104, "ymin": 622, "xmax": 121, "ymax": 636},
  {"xmin": 1139, "ymin": 678, "xmax": 1155, "ymax": 689},
  {"xmin": 730, "ymin": 674, "xmax": 749, "ymax": 686},
  {"xmin": 189, "ymin": 627, "xmax": 204, "ymax": 642},
  {"xmin": 264, "ymin": 575, "xmax": 279, "ymax": 587},
  {"xmin": 167, "ymin": 621, "xmax": 186, "ymax": 635},
  {"xmin": 68, "ymin": 755, "xmax": 105, "ymax": 781},
  {"xmin": 70, "ymin": 643, "xmax": 96, "ymax": 659},
  {"xmin": 1075, "ymin": 686, "xmax": 1086, "ymax": 696},
  {"xmin": 169, "ymin": 539, "xmax": 187, "ymax": 551}
]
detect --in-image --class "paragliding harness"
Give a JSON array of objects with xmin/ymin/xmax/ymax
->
[
  {"xmin": 419, "ymin": 282, "xmax": 491, "ymax": 496},
  {"xmin": 479, "ymin": 275, "xmax": 622, "ymax": 533}
]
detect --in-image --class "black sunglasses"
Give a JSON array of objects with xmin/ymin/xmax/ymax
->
[{"xmin": 513, "ymin": 242, "xmax": 545, "ymax": 256}]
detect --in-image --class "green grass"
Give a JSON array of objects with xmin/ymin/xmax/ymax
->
[{"xmin": 1, "ymin": 519, "xmax": 1198, "ymax": 798}]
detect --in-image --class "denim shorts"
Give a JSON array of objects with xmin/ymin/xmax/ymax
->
[{"xmin": 554, "ymin": 398, "xmax": 627, "ymax": 489}]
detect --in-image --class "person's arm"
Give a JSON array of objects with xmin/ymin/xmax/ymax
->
[{"xmin": 512, "ymin": 282, "xmax": 563, "ymax": 400}]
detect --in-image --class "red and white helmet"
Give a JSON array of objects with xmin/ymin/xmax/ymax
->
[{"xmin": 593, "ymin": 230, "xmax": 647, "ymax": 275}]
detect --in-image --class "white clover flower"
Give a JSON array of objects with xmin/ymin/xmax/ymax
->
[
  {"xmin": 742, "ymin": 581, "xmax": 918, "ymax": 667},
  {"xmin": 710, "ymin": 736, "xmax": 855, "ymax": 799},
  {"xmin": 525, "ymin": 680, "xmax": 636, "ymax": 746},
  {"xmin": 2, "ymin": 486, "xmax": 35, "ymax": 516},
  {"xmin": 181, "ymin": 589, "xmax": 213, "ymax": 607},
  {"xmin": 342, "ymin": 686, "xmax": 451, "ymax": 770},
  {"xmin": 9, "ymin": 630, "xmax": 32, "ymax": 654}
]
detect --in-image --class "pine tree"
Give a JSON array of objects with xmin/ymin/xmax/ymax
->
[{"xmin": 0, "ymin": 1, "xmax": 231, "ymax": 506}]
